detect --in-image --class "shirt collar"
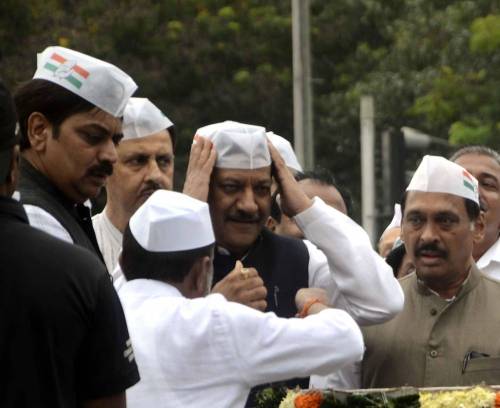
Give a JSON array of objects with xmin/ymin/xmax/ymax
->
[
  {"xmin": 476, "ymin": 237, "xmax": 500, "ymax": 269},
  {"xmin": 216, "ymin": 234, "xmax": 263, "ymax": 260},
  {"xmin": 121, "ymin": 278, "xmax": 184, "ymax": 298},
  {"xmin": 416, "ymin": 263, "xmax": 481, "ymax": 301}
]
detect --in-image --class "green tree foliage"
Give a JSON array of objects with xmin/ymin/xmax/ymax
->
[{"xmin": 1, "ymin": 0, "xmax": 499, "ymax": 217}]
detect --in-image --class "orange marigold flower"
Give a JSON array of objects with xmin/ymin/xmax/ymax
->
[
  {"xmin": 495, "ymin": 391, "xmax": 500, "ymax": 407},
  {"xmin": 294, "ymin": 391, "xmax": 323, "ymax": 408}
]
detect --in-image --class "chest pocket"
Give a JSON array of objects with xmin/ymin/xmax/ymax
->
[{"xmin": 462, "ymin": 356, "xmax": 500, "ymax": 385}]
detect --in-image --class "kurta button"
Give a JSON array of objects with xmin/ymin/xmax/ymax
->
[
  {"xmin": 430, "ymin": 308, "xmax": 437, "ymax": 316},
  {"xmin": 430, "ymin": 350, "xmax": 438, "ymax": 358}
]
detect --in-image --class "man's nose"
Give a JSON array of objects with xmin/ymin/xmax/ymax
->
[
  {"xmin": 98, "ymin": 139, "xmax": 118, "ymax": 165},
  {"xmin": 236, "ymin": 187, "xmax": 259, "ymax": 214},
  {"xmin": 420, "ymin": 221, "xmax": 439, "ymax": 243},
  {"xmin": 144, "ymin": 159, "xmax": 164, "ymax": 184}
]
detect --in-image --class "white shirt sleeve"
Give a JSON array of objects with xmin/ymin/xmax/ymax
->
[
  {"xmin": 220, "ymin": 300, "xmax": 364, "ymax": 387},
  {"xmin": 295, "ymin": 197, "xmax": 404, "ymax": 326},
  {"xmin": 23, "ymin": 204, "xmax": 73, "ymax": 244}
]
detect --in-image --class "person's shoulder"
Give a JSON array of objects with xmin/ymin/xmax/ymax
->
[{"xmin": 23, "ymin": 224, "xmax": 106, "ymax": 277}]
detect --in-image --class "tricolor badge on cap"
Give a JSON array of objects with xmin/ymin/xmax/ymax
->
[
  {"xmin": 34, "ymin": 46, "xmax": 137, "ymax": 117},
  {"xmin": 462, "ymin": 169, "xmax": 477, "ymax": 196},
  {"xmin": 43, "ymin": 52, "xmax": 90, "ymax": 89}
]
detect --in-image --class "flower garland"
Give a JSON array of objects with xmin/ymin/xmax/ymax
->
[{"xmin": 256, "ymin": 386, "xmax": 500, "ymax": 408}]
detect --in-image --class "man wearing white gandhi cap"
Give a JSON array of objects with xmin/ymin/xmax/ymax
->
[
  {"xmin": 92, "ymin": 97, "xmax": 175, "ymax": 276},
  {"xmin": 14, "ymin": 46, "xmax": 137, "ymax": 260},
  {"xmin": 362, "ymin": 155, "xmax": 500, "ymax": 388},
  {"xmin": 117, "ymin": 189, "xmax": 364, "ymax": 408},
  {"xmin": 182, "ymin": 120, "xmax": 403, "ymax": 398}
]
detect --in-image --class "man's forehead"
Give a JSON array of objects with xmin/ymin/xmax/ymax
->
[
  {"xmin": 454, "ymin": 154, "xmax": 500, "ymax": 179},
  {"xmin": 70, "ymin": 108, "xmax": 122, "ymax": 134},
  {"xmin": 214, "ymin": 166, "xmax": 272, "ymax": 181},
  {"xmin": 405, "ymin": 191, "xmax": 466, "ymax": 214},
  {"xmin": 118, "ymin": 130, "xmax": 173, "ymax": 154}
]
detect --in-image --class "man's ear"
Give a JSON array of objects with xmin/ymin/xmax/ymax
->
[
  {"xmin": 27, "ymin": 112, "xmax": 53, "ymax": 152},
  {"xmin": 472, "ymin": 212, "xmax": 486, "ymax": 245},
  {"xmin": 266, "ymin": 216, "xmax": 277, "ymax": 232},
  {"xmin": 189, "ymin": 255, "xmax": 212, "ymax": 298}
]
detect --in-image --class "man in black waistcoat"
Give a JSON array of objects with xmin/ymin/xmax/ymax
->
[
  {"xmin": 184, "ymin": 121, "xmax": 405, "ymax": 404},
  {"xmin": 13, "ymin": 46, "xmax": 137, "ymax": 261},
  {"xmin": 0, "ymin": 79, "xmax": 139, "ymax": 408}
]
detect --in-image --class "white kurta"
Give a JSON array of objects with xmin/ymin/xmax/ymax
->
[
  {"xmin": 92, "ymin": 210, "xmax": 122, "ymax": 278},
  {"xmin": 297, "ymin": 198, "xmax": 404, "ymax": 326},
  {"xmin": 477, "ymin": 237, "xmax": 500, "ymax": 281},
  {"xmin": 296, "ymin": 198, "xmax": 404, "ymax": 390},
  {"xmin": 118, "ymin": 279, "xmax": 364, "ymax": 408}
]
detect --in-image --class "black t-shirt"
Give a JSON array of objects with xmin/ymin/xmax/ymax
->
[{"xmin": 0, "ymin": 196, "xmax": 139, "ymax": 407}]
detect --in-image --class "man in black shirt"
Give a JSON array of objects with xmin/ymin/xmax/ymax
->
[{"xmin": 0, "ymin": 80, "xmax": 139, "ymax": 407}]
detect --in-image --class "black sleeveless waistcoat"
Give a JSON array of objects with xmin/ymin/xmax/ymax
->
[{"xmin": 18, "ymin": 158, "xmax": 104, "ymax": 263}]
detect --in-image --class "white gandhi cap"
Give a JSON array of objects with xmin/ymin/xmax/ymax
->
[
  {"xmin": 406, "ymin": 155, "xmax": 479, "ymax": 205},
  {"xmin": 266, "ymin": 131, "xmax": 303, "ymax": 173},
  {"xmin": 122, "ymin": 97, "xmax": 173, "ymax": 140},
  {"xmin": 196, "ymin": 120, "xmax": 271, "ymax": 169},
  {"xmin": 34, "ymin": 46, "xmax": 137, "ymax": 117},
  {"xmin": 129, "ymin": 190, "xmax": 215, "ymax": 252}
]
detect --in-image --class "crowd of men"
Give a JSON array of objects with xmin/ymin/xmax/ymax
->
[{"xmin": 1, "ymin": 46, "xmax": 499, "ymax": 407}]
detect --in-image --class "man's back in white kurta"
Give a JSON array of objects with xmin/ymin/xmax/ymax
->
[{"xmin": 119, "ymin": 279, "xmax": 363, "ymax": 408}]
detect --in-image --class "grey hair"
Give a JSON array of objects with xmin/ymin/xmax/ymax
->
[{"xmin": 450, "ymin": 145, "xmax": 500, "ymax": 166}]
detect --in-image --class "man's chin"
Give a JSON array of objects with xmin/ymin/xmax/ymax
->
[{"xmin": 220, "ymin": 226, "xmax": 261, "ymax": 255}]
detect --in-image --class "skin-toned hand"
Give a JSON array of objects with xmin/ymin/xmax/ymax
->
[
  {"xmin": 267, "ymin": 140, "xmax": 313, "ymax": 217},
  {"xmin": 182, "ymin": 134, "xmax": 217, "ymax": 202},
  {"xmin": 295, "ymin": 287, "xmax": 330, "ymax": 316},
  {"xmin": 211, "ymin": 260, "xmax": 268, "ymax": 311}
]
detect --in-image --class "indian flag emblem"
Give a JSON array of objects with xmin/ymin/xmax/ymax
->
[
  {"xmin": 463, "ymin": 170, "xmax": 476, "ymax": 194},
  {"xmin": 43, "ymin": 53, "xmax": 89, "ymax": 89}
]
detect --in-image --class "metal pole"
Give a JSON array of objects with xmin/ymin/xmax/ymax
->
[
  {"xmin": 360, "ymin": 95, "xmax": 376, "ymax": 245},
  {"xmin": 292, "ymin": 0, "xmax": 314, "ymax": 169},
  {"xmin": 381, "ymin": 128, "xmax": 392, "ymax": 222}
]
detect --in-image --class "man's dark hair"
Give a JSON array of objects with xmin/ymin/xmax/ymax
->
[
  {"xmin": 400, "ymin": 192, "xmax": 480, "ymax": 221},
  {"xmin": 14, "ymin": 79, "xmax": 95, "ymax": 150},
  {"xmin": 296, "ymin": 167, "xmax": 353, "ymax": 215},
  {"xmin": 450, "ymin": 145, "xmax": 500, "ymax": 166},
  {"xmin": 385, "ymin": 243, "xmax": 406, "ymax": 278},
  {"xmin": 0, "ymin": 79, "xmax": 18, "ymax": 184},
  {"xmin": 270, "ymin": 192, "xmax": 282, "ymax": 223},
  {"xmin": 166, "ymin": 125, "xmax": 176, "ymax": 151},
  {"xmin": 121, "ymin": 224, "xmax": 214, "ymax": 283}
]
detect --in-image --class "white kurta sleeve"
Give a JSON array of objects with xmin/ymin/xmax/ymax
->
[
  {"xmin": 294, "ymin": 197, "xmax": 404, "ymax": 326},
  {"xmin": 221, "ymin": 302, "xmax": 364, "ymax": 388},
  {"xmin": 23, "ymin": 204, "xmax": 73, "ymax": 244}
]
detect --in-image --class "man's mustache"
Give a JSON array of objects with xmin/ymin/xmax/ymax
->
[
  {"xmin": 139, "ymin": 181, "xmax": 163, "ymax": 196},
  {"xmin": 227, "ymin": 211, "xmax": 261, "ymax": 223},
  {"xmin": 87, "ymin": 161, "xmax": 113, "ymax": 177},
  {"xmin": 415, "ymin": 242, "xmax": 447, "ymax": 258}
]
